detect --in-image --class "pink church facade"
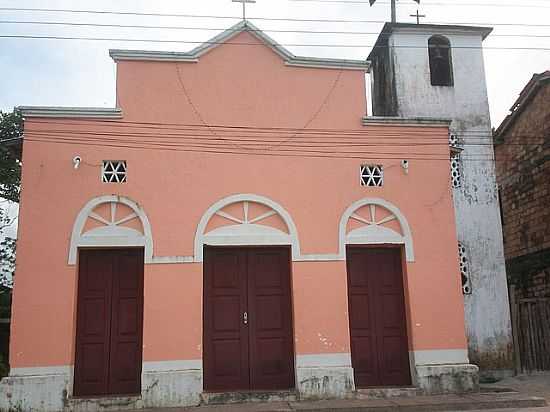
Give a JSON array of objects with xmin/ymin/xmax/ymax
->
[{"xmin": 2, "ymin": 22, "xmax": 477, "ymax": 411}]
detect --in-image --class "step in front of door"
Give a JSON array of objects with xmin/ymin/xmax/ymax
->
[
  {"xmin": 355, "ymin": 387, "xmax": 422, "ymax": 399},
  {"xmin": 66, "ymin": 395, "xmax": 142, "ymax": 411},
  {"xmin": 201, "ymin": 390, "xmax": 298, "ymax": 405}
]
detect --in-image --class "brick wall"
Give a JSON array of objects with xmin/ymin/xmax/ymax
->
[{"xmin": 495, "ymin": 80, "xmax": 550, "ymax": 298}]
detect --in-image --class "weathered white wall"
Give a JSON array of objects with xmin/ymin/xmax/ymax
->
[{"xmin": 376, "ymin": 27, "xmax": 513, "ymax": 375}]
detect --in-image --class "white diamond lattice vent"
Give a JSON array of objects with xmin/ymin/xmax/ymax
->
[
  {"xmin": 102, "ymin": 160, "xmax": 127, "ymax": 183},
  {"xmin": 451, "ymin": 155, "xmax": 462, "ymax": 188},
  {"xmin": 459, "ymin": 242, "xmax": 472, "ymax": 295},
  {"xmin": 360, "ymin": 165, "xmax": 383, "ymax": 187}
]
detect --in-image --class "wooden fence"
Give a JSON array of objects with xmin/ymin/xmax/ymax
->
[{"xmin": 510, "ymin": 287, "xmax": 550, "ymax": 372}]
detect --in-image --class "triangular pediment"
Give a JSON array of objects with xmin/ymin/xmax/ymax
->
[{"xmin": 110, "ymin": 20, "xmax": 369, "ymax": 71}]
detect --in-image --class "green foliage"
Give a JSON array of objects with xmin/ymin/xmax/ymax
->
[
  {"xmin": 0, "ymin": 110, "xmax": 22, "ymax": 204},
  {"xmin": 0, "ymin": 234, "xmax": 15, "ymax": 289},
  {"xmin": 0, "ymin": 110, "xmax": 21, "ymax": 289},
  {"xmin": 0, "ymin": 356, "xmax": 8, "ymax": 378}
]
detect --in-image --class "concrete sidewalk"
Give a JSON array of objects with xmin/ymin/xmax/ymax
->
[
  {"xmin": 134, "ymin": 373, "xmax": 550, "ymax": 412},
  {"xmin": 137, "ymin": 392, "xmax": 547, "ymax": 412},
  {"xmin": 481, "ymin": 373, "xmax": 550, "ymax": 402}
]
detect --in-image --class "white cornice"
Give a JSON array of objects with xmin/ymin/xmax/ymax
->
[
  {"xmin": 109, "ymin": 50, "xmax": 199, "ymax": 62},
  {"xmin": 110, "ymin": 20, "xmax": 370, "ymax": 72},
  {"xmin": 363, "ymin": 116, "xmax": 451, "ymax": 127},
  {"xmin": 387, "ymin": 23, "xmax": 493, "ymax": 40},
  {"xmin": 18, "ymin": 106, "xmax": 123, "ymax": 119}
]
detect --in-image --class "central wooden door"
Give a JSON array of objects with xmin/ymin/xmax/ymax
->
[
  {"xmin": 346, "ymin": 246, "xmax": 411, "ymax": 387},
  {"xmin": 74, "ymin": 249, "xmax": 144, "ymax": 397},
  {"xmin": 203, "ymin": 246, "xmax": 295, "ymax": 392}
]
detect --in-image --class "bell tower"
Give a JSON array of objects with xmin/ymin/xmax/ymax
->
[{"xmin": 368, "ymin": 23, "xmax": 513, "ymax": 378}]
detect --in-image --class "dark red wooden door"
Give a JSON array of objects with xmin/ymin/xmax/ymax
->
[
  {"xmin": 248, "ymin": 248, "xmax": 295, "ymax": 390},
  {"xmin": 203, "ymin": 248, "xmax": 250, "ymax": 391},
  {"xmin": 346, "ymin": 247, "xmax": 411, "ymax": 387},
  {"xmin": 203, "ymin": 247, "xmax": 294, "ymax": 392},
  {"xmin": 74, "ymin": 249, "xmax": 144, "ymax": 397}
]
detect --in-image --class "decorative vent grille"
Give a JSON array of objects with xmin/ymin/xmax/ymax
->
[
  {"xmin": 449, "ymin": 132, "xmax": 462, "ymax": 189},
  {"xmin": 102, "ymin": 160, "xmax": 127, "ymax": 183},
  {"xmin": 449, "ymin": 133, "xmax": 459, "ymax": 148},
  {"xmin": 458, "ymin": 242, "xmax": 472, "ymax": 295},
  {"xmin": 360, "ymin": 165, "xmax": 383, "ymax": 187},
  {"xmin": 451, "ymin": 154, "xmax": 462, "ymax": 188}
]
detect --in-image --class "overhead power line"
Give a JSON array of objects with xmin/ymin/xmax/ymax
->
[
  {"xmin": 1, "ymin": 20, "xmax": 549, "ymax": 38},
  {"xmin": 2, "ymin": 7, "xmax": 550, "ymax": 27},
  {"xmin": 289, "ymin": 0, "xmax": 550, "ymax": 8},
  {"xmin": 18, "ymin": 120, "xmax": 546, "ymax": 161},
  {"xmin": 2, "ymin": 34, "xmax": 549, "ymax": 50},
  {"xmin": 22, "ymin": 118, "xmax": 495, "ymax": 137},
  {"xmin": 23, "ymin": 135, "xmax": 501, "ymax": 162},
  {"xmin": 24, "ymin": 129, "xmax": 545, "ymax": 148},
  {"xmin": 26, "ymin": 118, "xmax": 546, "ymax": 141}
]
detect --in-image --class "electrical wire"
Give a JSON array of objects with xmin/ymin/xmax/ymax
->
[
  {"xmin": 1, "ymin": 21, "xmax": 549, "ymax": 39},
  {"xmin": 23, "ymin": 118, "xmax": 545, "ymax": 141},
  {"xmin": 20, "ymin": 130, "xmax": 520, "ymax": 161},
  {"xmin": 4, "ymin": 34, "xmax": 550, "ymax": 50},
  {"xmin": 2, "ymin": 7, "xmax": 550, "ymax": 28},
  {"xmin": 24, "ymin": 135, "xmax": 500, "ymax": 161},
  {"xmin": 289, "ymin": 0, "xmax": 550, "ymax": 8},
  {"xmin": 23, "ymin": 131, "xmax": 544, "ymax": 154}
]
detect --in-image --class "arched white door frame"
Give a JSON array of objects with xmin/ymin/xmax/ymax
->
[
  {"xmin": 194, "ymin": 194, "xmax": 301, "ymax": 262},
  {"xmin": 338, "ymin": 198, "xmax": 415, "ymax": 262},
  {"xmin": 68, "ymin": 195, "xmax": 154, "ymax": 264}
]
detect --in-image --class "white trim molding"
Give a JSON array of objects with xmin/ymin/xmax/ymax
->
[
  {"xmin": 194, "ymin": 194, "xmax": 301, "ymax": 262},
  {"xmin": 363, "ymin": 116, "xmax": 452, "ymax": 127},
  {"xmin": 296, "ymin": 353, "xmax": 352, "ymax": 368},
  {"xmin": 9, "ymin": 365, "xmax": 72, "ymax": 377},
  {"xmin": 142, "ymin": 360, "xmax": 202, "ymax": 372},
  {"xmin": 110, "ymin": 20, "xmax": 369, "ymax": 71},
  {"xmin": 18, "ymin": 106, "xmax": 123, "ymax": 119},
  {"xmin": 68, "ymin": 195, "xmax": 154, "ymax": 264},
  {"xmin": 338, "ymin": 198, "xmax": 415, "ymax": 262},
  {"xmin": 410, "ymin": 349, "xmax": 470, "ymax": 365}
]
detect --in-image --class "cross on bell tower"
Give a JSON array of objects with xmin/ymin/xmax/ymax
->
[
  {"xmin": 369, "ymin": 0, "xmax": 420, "ymax": 23},
  {"xmin": 410, "ymin": 9, "xmax": 426, "ymax": 24},
  {"xmin": 232, "ymin": 0, "xmax": 256, "ymax": 21}
]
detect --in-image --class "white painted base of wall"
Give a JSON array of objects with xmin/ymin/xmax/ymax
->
[
  {"xmin": 296, "ymin": 366, "xmax": 355, "ymax": 400},
  {"xmin": 0, "ymin": 371, "xmax": 70, "ymax": 412},
  {"xmin": 413, "ymin": 364, "xmax": 479, "ymax": 395},
  {"xmin": 0, "ymin": 352, "xmax": 479, "ymax": 411},
  {"xmin": 142, "ymin": 369, "xmax": 202, "ymax": 408}
]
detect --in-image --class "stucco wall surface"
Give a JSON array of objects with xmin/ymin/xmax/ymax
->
[
  {"xmin": 376, "ymin": 29, "xmax": 513, "ymax": 373},
  {"xmin": 11, "ymin": 31, "xmax": 467, "ymax": 381}
]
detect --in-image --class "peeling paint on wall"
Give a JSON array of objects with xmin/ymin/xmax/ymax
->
[{"xmin": 369, "ymin": 26, "xmax": 514, "ymax": 375}]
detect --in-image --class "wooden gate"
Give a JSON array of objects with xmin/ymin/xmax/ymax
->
[{"xmin": 510, "ymin": 288, "xmax": 550, "ymax": 372}]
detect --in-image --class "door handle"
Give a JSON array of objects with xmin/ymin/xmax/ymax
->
[{"xmin": 243, "ymin": 311, "xmax": 248, "ymax": 325}]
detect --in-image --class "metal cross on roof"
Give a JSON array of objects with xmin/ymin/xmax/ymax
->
[
  {"xmin": 232, "ymin": 0, "xmax": 256, "ymax": 21},
  {"xmin": 410, "ymin": 9, "xmax": 426, "ymax": 24}
]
